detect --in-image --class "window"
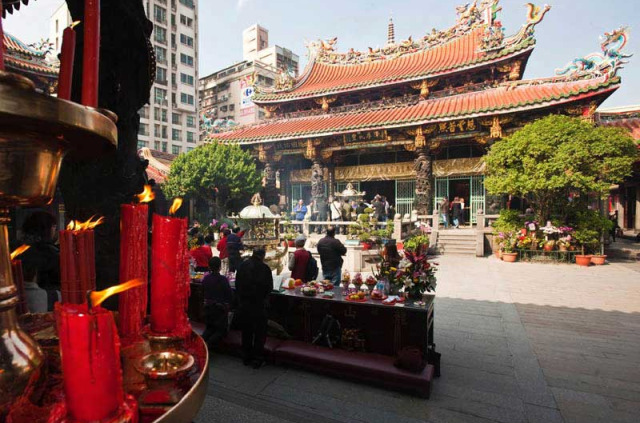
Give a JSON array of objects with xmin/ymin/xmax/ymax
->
[
  {"xmin": 172, "ymin": 113, "xmax": 181, "ymax": 125},
  {"xmin": 172, "ymin": 129, "xmax": 181, "ymax": 141},
  {"xmin": 153, "ymin": 5, "xmax": 166, "ymax": 23},
  {"xmin": 180, "ymin": 93, "xmax": 194, "ymax": 105},
  {"xmin": 154, "ymin": 107, "xmax": 161, "ymax": 121},
  {"xmin": 180, "ymin": 73, "xmax": 194, "ymax": 85},
  {"xmin": 161, "ymin": 126, "xmax": 168, "ymax": 139},
  {"xmin": 171, "ymin": 33, "xmax": 176, "ymax": 48},
  {"xmin": 180, "ymin": 53, "xmax": 194, "ymax": 66},
  {"xmin": 179, "ymin": 0, "xmax": 195, "ymax": 8},
  {"xmin": 155, "ymin": 46, "xmax": 167, "ymax": 63},
  {"xmin": 172, "ymin": 145, "xmax": 181, "ymax": 155},
  {"xmin": 137, "ymin": 140, "xmax": 148, "ymax": 149},
  {"xmin": 179, "ymin": 33, "xmax": 194, "ymax": 47},
  {"xmin": 171, "ymin": 53, "xmax": 176, "ymax": 66},
  {"xmin": 154, "ymin": 87, "xmax": 167, "ymax": 104},
  {"xmin": 180, "ymin": 14, "xmax": 193, "ymax": 27},
  {"xmin": 186, "ymin": 115, "xmax": 195, "ymax": 128},
  {"xmin": 171, "ymin": 14, "xmax": 176, "ymax": 27},
  {"xmin": 171, "ymin": 72, "xmax": 177, "ymax": 86},
  {"xmin": 162, "ymin": 142, "xmax": 168, "ymax": 153},
  {"xmin": 187, "ymin": 147, "xmax": 194, "ymax": 152},
  {"xmin": 154, "ymin": 141, "xmax": 161, "ymax": 150},
  {"xmin": 156, "ymin": 67, "xmax": 167, "ymax": 84},
  {"xmin": 161, "ymin": 109, "xmax": 167, "ymax": 122},
  {"xmin": 186, "ymin": 131, "xmax": 195, "ymax": 143},
  {"xmin": 154, "ymin": 25, "xmax": 166, "ymax": 43},
  {"xmin": 138, "ymin": 123, "xmax": 148, "ymax": 135},
  {"xmin": 229, "ymin": 104, "xmax": 235, "ymax": 111},
  {"xmin": 154, "ymin": 124, "xmax": 161, "ymax": 137}
]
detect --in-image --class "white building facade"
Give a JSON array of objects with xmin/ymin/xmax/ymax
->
[
  {"xmin": 199, "ymin": 24, "xmax": 299, "ymax": 130},
  {"xmin": 50, "ymin": 0, "xmax": 200, "ymax": 155}
]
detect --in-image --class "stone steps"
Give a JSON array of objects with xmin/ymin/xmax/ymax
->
[{"xmin": 434, "ymin": 230, "xmax": 476, "ymax": 255}]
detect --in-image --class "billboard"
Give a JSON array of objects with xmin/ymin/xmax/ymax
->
[{"xmin": 240, "ymin": 77, "xmax": 255, "ymax": 109}]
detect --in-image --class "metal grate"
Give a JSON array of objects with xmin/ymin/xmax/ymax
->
[{"xmin": 395, "ymin": 180, "xmax": 416, "ymax": 217}]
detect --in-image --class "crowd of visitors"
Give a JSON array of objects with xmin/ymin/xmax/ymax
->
[{"xmin": 438, "ymin": 196, "xmax": 468, "ymax": 229}]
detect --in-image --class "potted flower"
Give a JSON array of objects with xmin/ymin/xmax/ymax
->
[
  {"xmin": 282, "ymin": 220, "xmax": 296, "ymax": 247},
  {"xmin": 359, "ymin": 232, "xmax": 373, "ymax": 250},
  {"xmin": 572, "ymin": 228, "xmax": 598, "ymax": 266},
  {"xmin": 540, "ymin": 239, "xmax": 555, "ymax": 252},
  {"xmin": 396, "ymin": 250, "xmax": 438, "ymax": 300},
  {"xmin": 404, "ymin": 234, "xmax": 429, "ymax": 255},
  {"xmin": 501, "ymin": 232, "xmax": 518, "ymax": 262}
]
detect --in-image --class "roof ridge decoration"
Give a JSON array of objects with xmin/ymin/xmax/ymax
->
[
  {"xmin": 480, "ymin": 3, "xmax": 550, "ymax": 51},
  {"xmin": 555, "ymin": 26, "xmax": 632, "ymax": 82}
]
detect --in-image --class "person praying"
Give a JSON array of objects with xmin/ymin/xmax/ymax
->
[{"xmin": 201, "ymin": 257, "xmax": 233, "ymax": 347}]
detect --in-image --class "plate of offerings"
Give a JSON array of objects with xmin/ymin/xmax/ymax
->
[
  {"xmin": 302, "ymin": 286, "xmax": 317, "ymax": 297},
  {"xmin": 345, "ymin": 292, "xmax": 368, "ymax": 302},
  {"xmin": 370, "ymin": 291, "xmax": 388, "ymax": 301}
]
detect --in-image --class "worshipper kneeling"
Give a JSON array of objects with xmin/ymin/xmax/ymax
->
[{"xmin": 201, "ymin": 257, "xmax": 233, "ymax": 347}]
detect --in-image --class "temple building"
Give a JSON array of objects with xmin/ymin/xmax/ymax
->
[
  {"xmin": 2, "ymin": 32, "xmax": 58, "ymax": 94},
  {"xmin": 205, "ymin": 1, "xmax": 630, "ymax": 224}
]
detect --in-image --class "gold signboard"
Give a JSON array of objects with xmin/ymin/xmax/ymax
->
[
  {"xmin": 436, "ymin": 119, "xmax": 478, "ymax": 135},
  {"xmin": 343, "ymin": 129, "xmax": 388, "ymax": 144}
]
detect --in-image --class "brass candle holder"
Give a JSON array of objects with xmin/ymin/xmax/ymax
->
[{"xmin": 0, "ymin": 70, "xmax": 117, "ymax": 416}]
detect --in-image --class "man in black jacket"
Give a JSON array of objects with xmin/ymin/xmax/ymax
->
[
  {"xmin": 234, "ymin": 248, "xmax": 273, "ymax": 368},
  {"xmin": 316, "ymin": 227, "xmax": 347, "ymax": 285},
  {"xmin": 226, "ymin": 226, "xmax": 244, "ymax": 272}
]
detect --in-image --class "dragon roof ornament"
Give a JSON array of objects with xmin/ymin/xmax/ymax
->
[
  {"xmin": 555, "ymin": 26, "xmax": 632, "ymax": 81},
  {"xmin": 479, "ymin": 3, "xmax": 550, "ymax": 51},
  {"xmin": 301, "ymin": 0, "xmax": 532, "ymax": 68}
]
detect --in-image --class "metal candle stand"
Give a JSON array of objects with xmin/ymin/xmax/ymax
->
[{"xmin": 0, "ymin": 69, "xmax": 117, "ymax": 419}]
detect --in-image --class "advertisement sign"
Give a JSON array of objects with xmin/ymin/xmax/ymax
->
[{"xmin": 240, "ymin": 78, "xmax": 255, "ymax": 109}]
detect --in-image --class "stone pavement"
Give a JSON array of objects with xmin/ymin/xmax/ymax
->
[{"xmin": 194, "ymin": 256, "xmax": 640, "ymax": 423}]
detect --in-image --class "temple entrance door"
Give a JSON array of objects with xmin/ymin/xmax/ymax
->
[
  {"xmin": 434, "ymin": 176, "xmax": 485, "ymax": 224},
  {"xmin": 396, "ymin": 180, "xmax": 416, "ymax": 217},
  {"xmin": 360, "ymin": 180, "xmax": 395, "ymax": 206}
]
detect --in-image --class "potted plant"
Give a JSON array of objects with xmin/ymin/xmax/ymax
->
[
  {"xmin": 501, "ymin": 232, "xmax": 518, "ymax": 262},
  {"xmin": 541, "ymin": 239, "xmax": 555, "ymax": 252},
  {"xmin": 572, "ymin": 228, "xmax": 597, "ymax": 266},
  {"xmin": 282, "ymin": 220, "xmax": 296, "ymax": 247},
  {"xmin": 359, "ymin": 232, "xmax": 373, "ymax": 250},
  {"xmin": 404, "ymin": 234, "xmax": 429, "ymax": 254}
]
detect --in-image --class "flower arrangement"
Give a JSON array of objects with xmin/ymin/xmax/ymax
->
[
  {"xmin": 404, "ymin": 234, "xmax": 429, "ymax": 253},
  {"xmin": 374, "ymin": 249, "xmax": 437, "ymax": 299},
  {"xmin": 497, "ymin": 231, "xmax": 518, "ymax": 253}
]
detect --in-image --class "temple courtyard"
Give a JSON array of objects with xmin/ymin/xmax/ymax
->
[{"xmin": 196, "ymin": 254, "xmax": 640, "ymax": 423}]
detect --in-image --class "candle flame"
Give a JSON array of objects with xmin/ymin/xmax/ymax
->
[
  {"xmin": 90, "ymin": 279, "xmax": 145, "ymax": 308},
  {"xmin": 66, "ymin": 215, "xmax": 105, "ymax": 231},
  {"xmin": 70, "ymin": 21, "xmax": 81, "ymax": 29},
  {"xmin": 10, "ymin": 245, "xmax": 30, "ymax": 260},
  {"xmin": 169, "ymin": 198, "xmax": 183, "ymax": 215},
  {"xmin": 136, "ymin": 185, "xmax": 155, "ymax": 203}
]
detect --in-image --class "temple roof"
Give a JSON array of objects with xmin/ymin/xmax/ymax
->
[
  {"xmin": 597, "ymin": 106, "xmax": 640, "ymax": 140},
  {"xmin": 3, "ymin": 33, "xmax": 58, "ymax": 78},
  {"xmin": 253, "ymin": 1, "xmax": 549, "ymax": 104},
  {"xmin": 139, "ymin": 148, "xmax": 176, "ymax": 184},
  {"xmin": 208, "ymin": 76, "xmax": 619, "ymax": 145}
]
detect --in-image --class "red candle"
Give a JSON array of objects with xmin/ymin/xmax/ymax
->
[
  {"xmin": 150, "ymin": 213, "xmax": 190, "ymax": 336},
  {"xmin": 0, "ymin": 2, "xmax": 5, "ymax": 70},
  {"xmin": 56, "ymin": 303, "xmax": 123, "ymax": 422},
  {"xmin": 118, "ymin": 203, "xmax": 148, "ymax": 339},
  {"xmin": 57, "ymin": 23, "xmax": 77, "ymax": 100},
  {"xmin": 81, "ymin": 0, "xmax": 100, "ymax": 106},
  {"xmin": 59, "ymin": 218, "xmax": 102, "ymax": 304},
  {"xmin": 11, "ymin": 260, "xmax": 28, "ymax": 315}
]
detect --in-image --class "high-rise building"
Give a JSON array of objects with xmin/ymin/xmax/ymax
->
[
  {"xmin": 48, "ymin": 0, "xmax": 200, "ymax": 155},
  {"xmin": 199, "ymin": 24, "xmax": 299, "ymax": 131},
  {"xmin": 140, "ymin": 0, "xmax": 200, "ymax": 154}
]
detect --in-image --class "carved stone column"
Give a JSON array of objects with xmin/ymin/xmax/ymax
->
[
  {"xmin": 414, "ymin": 148, "xmax": 434, "ymax": 216},
  {"xmin": 305, "ymin": 139, "xmax": 328, "ymax": 221},
  {"xmin": 262, "ymin": 161, "xmax": 278, "ymax": 207}
]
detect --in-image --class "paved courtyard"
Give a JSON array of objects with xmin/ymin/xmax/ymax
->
[{"xmin": 195, "ymin": 256, "xmax": 640, "ymax": 423}]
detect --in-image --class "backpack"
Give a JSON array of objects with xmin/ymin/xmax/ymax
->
[{"xmin": 305, "ymin": 251, "xmax": 319, "ymax": 282}]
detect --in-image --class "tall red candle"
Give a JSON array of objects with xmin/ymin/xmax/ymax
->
[
  {"xmin": 60, "ymin": 219, "xmax": 101, "ymax": 304},
  {"xmin": 57, "ymin": 23, "xmax": 77, "ymax": 100},
  {"xmin": 118, "ymin": 203, "xmax": 148, "ymax": 339},
  {"xmin": 150, "ymin": 213, "xmax": 190, "ymax": 336},
  {"xmin": 56, "ymin": 303, "xmax": 123, "ymax": 422},
  {"xmin": 81, "ymin": 0, "xmax": 100, "ymax": 106}
]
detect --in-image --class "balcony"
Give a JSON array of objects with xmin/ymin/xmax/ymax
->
[
  {"xmin": 171, "ymin": 43, "xmax": 177, "ymax": 51},
  {"xmin": 156, "ymin": 79, "xmax": 168, "ymax": 86}
]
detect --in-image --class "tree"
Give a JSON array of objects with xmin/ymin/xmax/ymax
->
[
  {"xmin": 484, "ymin": 115, "xmax": 637, "ymax": 222},
  {"xmin": 162, "ymin": 143, "xmax": 262, "ymax": 215}
]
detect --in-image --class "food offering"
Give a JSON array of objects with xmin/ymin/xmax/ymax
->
[
  {"xmin": 345, "ymin": 291, "xmax": 368, "ymax": 302},
  {"xmin": 370, "ymin": 289, "xmax": 388, "ymax": 301},
  {"xmin": 302, "ymin": 286, "xmax": 317, "ymax": 297},
  {"xmin": 294, "ymin": 278, "xmax": 303, "ymax": 286},
  {"xmin": 284, "ymin": 278, "xmax": 297, "ymax": 290},
  {"xmin": 353, "ymin": 272, "xmax": 363, "ymax": 286},
  {"xmin": 365, "ymin": 275, "xmax": 377, "ymax": 288}
]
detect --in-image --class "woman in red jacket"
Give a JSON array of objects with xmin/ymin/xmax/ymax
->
[{"xmin": 287, "ymin": 235, "xmax": 311, "ymax": 282}]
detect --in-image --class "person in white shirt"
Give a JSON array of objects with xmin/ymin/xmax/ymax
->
[{"xmin": 330, "ymin": 196, "xmax": 343, "ymax": 234}]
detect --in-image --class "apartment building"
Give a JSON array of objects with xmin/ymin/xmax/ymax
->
[
  {"xmin": 199, "ymin": 24, "xmax": 299, "ymax": 129},
  {"xmin": 50, "ymin": 0, "xmax": 200, "ymax": 155}
]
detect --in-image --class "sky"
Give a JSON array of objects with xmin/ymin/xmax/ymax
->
[{"xmin": 3, "ymin": 0, "xmax": 638, "ymax": 108}]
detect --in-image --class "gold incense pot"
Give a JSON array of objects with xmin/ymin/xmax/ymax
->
[{"xmin": 0, "ymin": 70, "xmax": 117, "ymax": 416}]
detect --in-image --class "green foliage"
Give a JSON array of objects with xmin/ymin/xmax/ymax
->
[
  {"xmin": 358, "ymin": 232, "xmax": 372, "ymax": 242},
  {"xmin": 162, "ymin": 143, "xmax": 261, "ymax": 214},
  {"xmin": 492, "ymin": 209, "xmax": 523, "ymax": 234},
  {"xmin": 573, "ymin": 209, "xmax": 613, "ymax": 254},
  {"xmin": 485, "ymin": 115, "xmax": 637, "ymax": 221},
  {"xmin": 404, "ymin": 234, "xmax": 430, "ymax": 252}
]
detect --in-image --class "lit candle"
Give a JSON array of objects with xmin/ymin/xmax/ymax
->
[
  {"xmin": 56, "ymin": 303, "xmax": 123, "ymax": 421},
  {"xmin": 150, "ymin": 199, "xmax": 190, "ymax": 337},
  {"xmin": 118, "ymin": 186, "xmax": 154, "ymax": 340},
  {"xmin": 57, "ymin": 22, "xmax": 79, "ymax": 101},
  {"xmin": 81, "ymin": 0, "xmax": 100, "ymax": 106},
  {"xmin": 59, "ymin": 217, "xmax": 103, "ymax": 304}
]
